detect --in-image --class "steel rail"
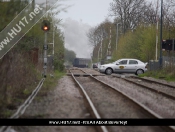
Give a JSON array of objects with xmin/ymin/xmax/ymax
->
[
  {"xmin": 69, "ymin": 70, "xmax": 108, "ymax": 132},
  {"xmin": 89, "ymin": 74, "xmax": 175, "ymax": 132},
  {"xmin": 89, "ymin": 74, "xmax": 162, "ymax": 118},
  {"xmin": 132, "ymin": 76, "xmax": 175, "ymax": 89},
  {"xmin": 78, "ymin": 68, "xmax": 87, "ymax": 74},
  {"xmin": 112, "ymin": 74, "xmax": 175, "ymax": 100},
  {"xmin": 121, "ymin": 77, "xmax": 175, "ymax": 100},
  {"xmin": 0, "ymin": 78, "xmax": 45, "ymax": 132},
  {"xmin": 79, "ymin": 69, "xmax": 175, "ymax": 132}
]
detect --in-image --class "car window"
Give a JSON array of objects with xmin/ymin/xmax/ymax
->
[
  {"xmin": 129, "ymin": 60, "xmax": 138, "ymax": 65},
  {"xmin": 119, "ymin": 60, "xmax": 127, "ymax": 65}
]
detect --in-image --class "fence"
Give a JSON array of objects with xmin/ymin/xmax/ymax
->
[{"xmin": 148, "ymin": 56, "xmax": 175, "ymax": 71}]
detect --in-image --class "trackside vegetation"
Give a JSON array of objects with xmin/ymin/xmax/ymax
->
[{"xmin": 0, "ymin": 0, "xmax": 66, "ymax": 118}]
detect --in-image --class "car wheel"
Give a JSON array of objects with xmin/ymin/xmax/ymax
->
[
  {"xmin": 105, "ymin": 68, "xmax": 113, "ymax": 75},
  {"xmin": 136, "ymin": 69, "xmax": 144, "ymax": 75}
]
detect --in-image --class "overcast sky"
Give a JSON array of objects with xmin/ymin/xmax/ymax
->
[
  {"xmin": 57, "ymin": 0, "xmax": 155, "ymax": 58},
  {"xmin": 56, "ymin": 0, "xmax": 113, "ymax": 58}
]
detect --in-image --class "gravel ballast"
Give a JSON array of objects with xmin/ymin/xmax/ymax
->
[
  {"xmin": 13, "ymin": 76, "xmax": 97, "ymax": 132},
  {"xmin": 96, "ymin": 75, "xmax": 175, "ymax": 118},
  {"xmin": 11, "ymin": 68, "xmax": 175, "ymax": 132}
]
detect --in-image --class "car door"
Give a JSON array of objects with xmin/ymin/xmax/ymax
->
[
  {"xmin": 126, "ymin": 60, "xmax": 139, "ymax": 73},
  {"xmin": 114, "ymin": 60, "xmax": 128, "ymax": 73}
]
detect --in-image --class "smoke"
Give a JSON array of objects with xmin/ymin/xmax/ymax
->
[{"xmin": 63, "ymin": 18, "xmax": 93, "ymax": 58}]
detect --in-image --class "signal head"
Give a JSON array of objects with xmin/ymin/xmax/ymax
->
[{"xmin": 41, "ymin": 20, "xmax": 50, "ymax": 31}]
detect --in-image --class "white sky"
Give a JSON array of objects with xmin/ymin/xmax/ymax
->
[
  {"xmin": 59, "ymin": 0, "xmax": 113, "ymax": 26},
  {"xmin": 57, "ymin": 0, "xmax": 155, "ymax": 58}
]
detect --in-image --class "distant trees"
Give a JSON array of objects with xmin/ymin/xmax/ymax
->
[
  {"xmin": 115, "ymin": 25, "xmax": 157, "ymax": 62},
  {"xmin": 110, "ymin": 0, "xmax": 143, "ymax": 33},
  {"xmin": 87, "ymin": 20, "xmax": 116, "ymax": 62},
  {"xmin": 162, "ymin": 0, "xmax": 175, "ymax": 28},
  {"xmin": 88, "ymin": 0, "xmax": 175, "ymax": 63},
  {"xmin": 0, "ymin": 0, "xmax": 28, "ymax": 31},
  {"xmin": 64, "ymin": 48, "xmax": 76, "ymax": 64},
  {"xmin": 109, "ymin": 0, "xmax": 175, "ymax": 31}
]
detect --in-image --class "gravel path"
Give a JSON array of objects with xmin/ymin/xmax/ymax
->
[{"xmin": 13, "ymin": 76, "xmax": 97, "ymax": 132}]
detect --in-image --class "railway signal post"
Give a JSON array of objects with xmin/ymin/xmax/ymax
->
[{"xmin": 41, "ymin": 20, "xmax": 50, "ymax": 78}]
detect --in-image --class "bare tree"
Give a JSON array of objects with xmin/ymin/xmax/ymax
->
[
  {"xmin": 109, "ymin": 0, "xmax": 146, "ymax": 32},
  {"xmin": 87, "ymin": 22, "xmax": 109, "ymax": 47},
  {"xmin": 108, "ymin": 0, "xmax": 162, "ymax": 33},
  {"xmin": 87, "ymin": 27, "xmax": 101, "ymax": 47},
  {"xmin": 87, "ymin": 20, "xmax": 113, "ymax": 61},
  {"xmin": 162, "ymin": 0, "xmax": 175, "ymax": 28}
]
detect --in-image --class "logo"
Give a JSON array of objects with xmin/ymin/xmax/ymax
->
[{"xmin": 119, "ymin": 66, "xmax": 124, "ymax": 69}]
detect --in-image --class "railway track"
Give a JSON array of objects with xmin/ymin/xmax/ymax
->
[
  {"xmin": 131, "ymin": 76, "xmax": 175, "ymax": 89},
  {"xmin": 68, "ymin": 68, "xmax": 104, "ymax": 76},
  {"xmin": 108, "ymin": 74, "xmax": 175, "ymax": 117},
  {"xmin": 81, "ymin": 68, "xmax": 175, "ymax": 108},
  {"xmin": 69, "ymin": 68, "xmax": 175, "ymax": 132},
  {"xmin": 0, "ymin": 78, "xmax": 45, "ymax": 132},
  {"xmin": 112, "ymin": 75, "xmax": 175, "ymax": 100}
]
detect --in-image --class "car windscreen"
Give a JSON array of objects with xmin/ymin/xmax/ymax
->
[{"xmin": 112, "ymin": 60, "xmax": 121, "ymax": 64}]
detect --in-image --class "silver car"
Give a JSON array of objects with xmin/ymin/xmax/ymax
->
[{"xmin": 99, "ymin": 58, "xmax": 148, "ymax": 75}]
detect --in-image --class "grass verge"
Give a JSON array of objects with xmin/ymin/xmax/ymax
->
[
  {"xmin": 36, "ymin": 70, "xmax": 66, "ymax": 98},
  {"xmin": 138, "ymin": 68, "xmax": 175, "ymax": 82},
  {"xmin": 0, "ymin": 70, "xmax": 65, "ymax": 118}
]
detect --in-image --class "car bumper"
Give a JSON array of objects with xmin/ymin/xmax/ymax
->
[{"xmin": 99, "ymin": 68, "xmax": 106, "ymax": 73}]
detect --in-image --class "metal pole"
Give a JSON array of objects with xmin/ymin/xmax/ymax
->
[
  {"xmin": 46, "ymin": 0, "xmax": 47, "ymax": 11},
  {"xmin": 97, "ymin": 46, "xmax": 101, "ymax": 67},
  {"xmin": 32, "ymin": 0, "xmax": 35, "ymax": 46},
  {"xmin": 159, "ymin": 0, "xmax": 163, "ymax": 68},
  {"xmin": 43, "ymin": 32, "xmax": 47, "ymax": 78},
  {"xmin": 173, "ymin": 39, "xmax": 175, "ymax": 66},
  {"xmin": 154, "ymin": 0, "xmax": 159, "ymax": 62},
  {"xmin": 169, "ymin": 28, "xmax": 170, "ymax": 39},
  {"xmin": 117, "ymin": 23, "xmax": 120, "ymax": 49},
  {"xmin": 116, "ymin": 24, "xmax": 117, "ymax": 50},
  {"xmin": 173, "ymin": 39, "xmax": 174, "ymax": 57},
  {"xmin": 52, "ymin": 25, "xmax": 55, "ymax": 70},
  {"xmin": 116, "ymin": 23, "xmax": 120, "ymax": 50},
  {"xmin": 53, "ymin": 25, "xmax": 54, "ymax": 55},
  {"xmin": 107, "ymin": 26, "xmax": 112, "ymax": 60},
  {"xmin": 101, "ymin": 37, "xmax": 103, "ymax": 61},
  {"xmin": 98, "ymin": 48, "xmax": 99, "ymax": 65},
  {"xmin": 156, "ymin": 16, "xmax": 159, "ymax": 61}
]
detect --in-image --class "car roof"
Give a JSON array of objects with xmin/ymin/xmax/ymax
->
[
  {"xmin": 119, "ymin": 58, "xmax": 140, "ymax": 61},
  {"xmin": 118, "ymin": 58, "xmax": 144, "ymax": 63}
]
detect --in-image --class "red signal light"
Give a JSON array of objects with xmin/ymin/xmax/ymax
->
[
  {"xmin": 41, "ymin": 20, "xmax": 50, "ymax": 31},
  {"xmin": 43, "ymin": 26, "xmax": 48, "ymax": 31}
]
